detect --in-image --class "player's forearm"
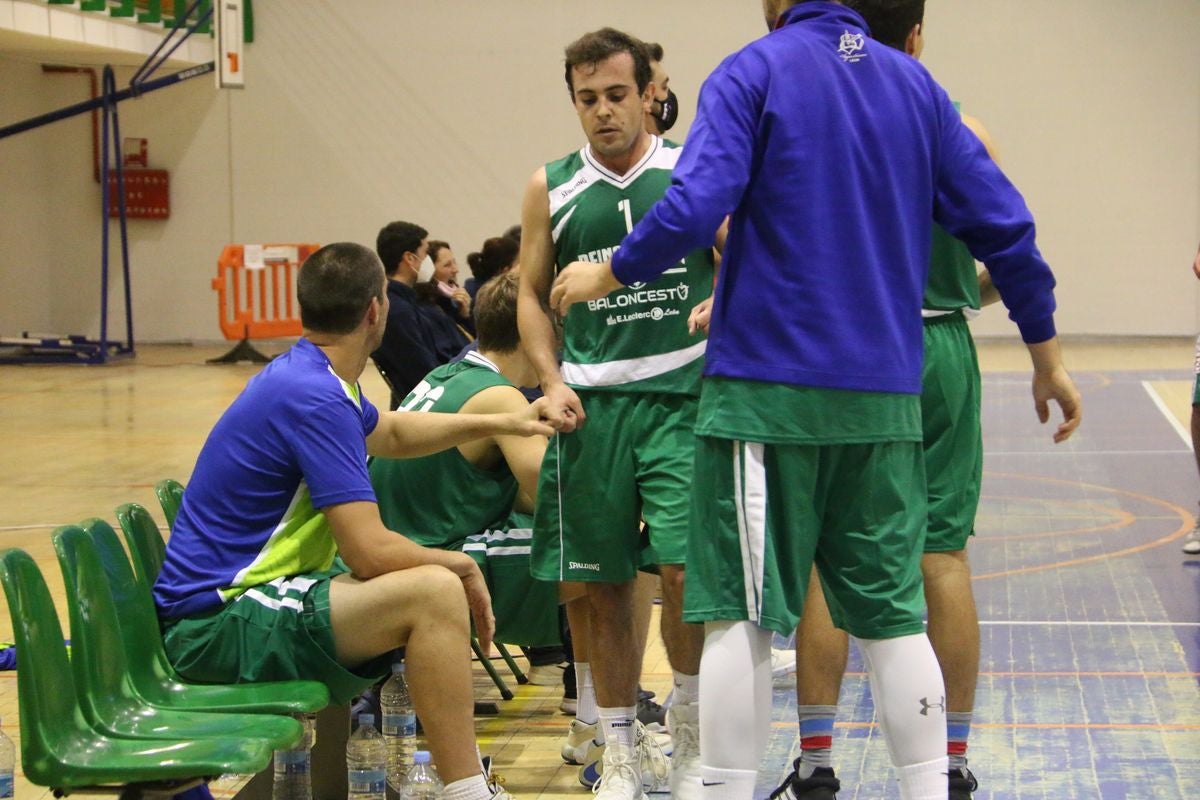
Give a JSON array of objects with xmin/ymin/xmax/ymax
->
[
  {"xmin": 1025, "ymin": 336, "xmax": 1065, "ymax": 375},
  {"xmin": 373, "ymin": 410, "xmax": 522, "ymax": 459},
  {"xmin": 517, "ymin": 290, "xmax": 565, "ymax": 387},
  {"xmin": 977, "ymin": 269, "xmax": 1000, "ymax": 307},
  {"xmin": 344, "ymin": 529, "xmax": 475, "ymax": 580}
]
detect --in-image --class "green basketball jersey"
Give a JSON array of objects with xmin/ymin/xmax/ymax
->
[
  {"xmin": 925, "ymin": 103, "xmax": 982, "ymax": 315},
  {"xmin": 547, "ymin": 137, "xmax": 715, "ymax": 395},
  {"xmin": 370, "ymin": 351, "xmax": 518, "ymax": 549}
]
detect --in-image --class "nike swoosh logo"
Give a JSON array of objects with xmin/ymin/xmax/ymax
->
[{"xmin": 701, "ymin": 781, "xmax": 726, "ymax": 787}]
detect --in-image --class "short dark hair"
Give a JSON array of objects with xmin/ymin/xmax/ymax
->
[
  {"xmin": 474, "ymin": 271, "xmax": 521, "ymax": 354},
  {"xmin": 843, "ymin": 0, "xmax": 925, "ymax": 50},
  {"xmin": 376, "ymin": 220, "xmax": 428, "ymax": 277},
  {"xmin": 502, "ymin": 224, "xmax": 522, "ymax": 245},
  {"xmin": 467, "ymin": 237, "xmax": 520, "ymax": 287},
  {"xmin": 644, "ymin": 41, "xmax": 664, "ymax": 63},
  {"xmin": 427, "ymin": 240, "xmax": 451, "ymax": 266},
  {"xmin": 298, "ymin": 242, "xmax": 384, "ymax": 335},
  {"xmin": 563, "ymin": 27, "xmax": 652, "ymax": 97}
]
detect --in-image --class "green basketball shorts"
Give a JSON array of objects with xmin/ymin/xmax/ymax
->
[
  {"xmin": 162, "ymin": 566, "xmax": 391, "ymax": 705},
  {"xmin": 532, "ymin": 390, "xmax": 697, "ymax": 582},
  {"xmin": 464, "ymin": 512, "xmax": 561, "ymax": 647},
  {"xmin": 684, "ymin": 436, "xmax": 928, "ymax": 640},
  {"xmin": 921, "ymin": 313, "xmax": 983, "ymax": 553}
]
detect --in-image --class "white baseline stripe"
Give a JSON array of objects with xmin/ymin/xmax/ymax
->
[
  {"xmin": 1142, "ymin": 380, "xmax": 1192, "ymax": 451},
  {"xmin": 986, "ymin": 449, "xmax": 1188, "ymax": 456},
  {"xmin": 979, "ymin": 620, "xmax": 1200, "ymax": 628}
]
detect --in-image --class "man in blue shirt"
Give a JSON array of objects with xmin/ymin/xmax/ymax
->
[
  {"xmin": 156, "ymin": 242, "xmax": 557, "ymax": 800},
  {"xmin": 550, "ymin": 2, "xmax": 1081, "ymax": 799}
]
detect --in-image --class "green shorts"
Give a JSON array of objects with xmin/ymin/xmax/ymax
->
[
  {"xmin": 464, "ymin": 512, "xmax": 561, "ymax": 647},
  {"xmin": 162, "ymin": 566, "xmax": 391, "ymax": 705},
  {"xmin": 921, "ymin": 313, "xmax": 982, "ymax": 553},
  {"xmin": 532, "ymin": 390, "xmax": 697, "ymax": 582},
  {"xmin": 1192, "ymin": 335, "xmax": 1200, "ymax": 404},
  {"xmin": 683, "ymin": 436, "xmax": 928, "ymax": 640}
]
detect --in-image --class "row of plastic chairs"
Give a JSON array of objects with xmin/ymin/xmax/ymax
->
[{"xmin": 0, "ymin": 484, "xmax": 330, "ymax": 796}]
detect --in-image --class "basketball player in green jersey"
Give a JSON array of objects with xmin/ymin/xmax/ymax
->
[
  {"xmin": 775, "ymin": 7, "xmax": 1002, "ymax": 799},
  {"xmin": 516, "ymin": 27, "xmax": 716, "ymax": 800},
  {"xmin": 369, "ymin": 273, "xmax": 564, "ymax": 648}
]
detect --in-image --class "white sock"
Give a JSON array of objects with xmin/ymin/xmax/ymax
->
[
  {"xmin": 575, "ymin": 662, "xmax": 598, "ymax": 725},
  {"xmin": 672, "ymin": 670, "xmax": 700, "ymax": 706},
  {"xmin": 857, "ymin": 634, "xmax": 947, "ymax": 769},
  {"xmin": 896, "ymin": 757, "xmax": 951, "ymax": 800},
  {"xmin": 598, "ymin": 705, "xmax": 638, "ymax": 750},
  {"xmin": 445, "ymin": 775, "xmax": 492, "ymax": 800},
  {"xmin": 699, "ymin": 620, "xmax": 773, "ymax": 774}
]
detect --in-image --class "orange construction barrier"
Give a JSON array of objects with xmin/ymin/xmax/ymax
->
[{"xmin": 209, "ymin": 243, "xmax": 319, "ymax": 363}]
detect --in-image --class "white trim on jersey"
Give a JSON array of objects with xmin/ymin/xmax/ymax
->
[
  {"xmin": 551, "ymin": 205, "xmax": 578, "ymax": 245},
  {"xmin": 464, "ymin": 351, "xmax": 501, "ymax": 373},
  {"xmin": 733, "ymin": 440, "xmax": 767, "ymax": 624},
  {"xmin": 560, "ymin": 339, "xmax": 706, "ymax": 388},
  {"xmin": 549, "ymin": 163, "xmax": 604, "ymax": 218},
  {"xmin": 583, "ymin": 136, "xmax": 663, "ymax": 187},
  {"xmin": 226, "ymin": 481, "xmax": 309, "ymax": 592},
  {"xmin": 921, "ymin": 307, "xmax": 981, "ymax": 319}
]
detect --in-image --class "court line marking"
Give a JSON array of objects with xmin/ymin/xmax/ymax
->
[
  {"xmin": 985, "ymin": 449, "xmax": 1188, "ymax": 456},
  {"xmin": 1142, "ymin": 379, "xmax": 1193, "ymax": 451},
  {"xmin": 977, "ymin": 620, "xmax": 1200, "ymax": 627}
]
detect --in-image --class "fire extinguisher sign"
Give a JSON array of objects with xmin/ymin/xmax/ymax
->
[{"xmin": 215, "ymin": 0, "xmax": 245, "ymax": 90}]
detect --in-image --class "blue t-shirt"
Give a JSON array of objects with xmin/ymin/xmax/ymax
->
[{"xmin": 154, "ymin": 338, "xmax": 380, "ymax": 620}]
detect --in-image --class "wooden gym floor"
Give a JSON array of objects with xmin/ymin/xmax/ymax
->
[{"xmin": 0, "ymin": 338, "xmax": 1197, "ymax": 798}]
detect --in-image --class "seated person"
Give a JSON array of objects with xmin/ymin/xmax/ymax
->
[
  {"xmin": 421, "ymin": 240, "xmax": 476, "ymax": 336},
  {"xmin": 370, "ymin": 272, "xmax": 562, "ymax": 648},
  {"xmin": 465, "ymin": 236, "xmax": 520, "ymax": 309},
  {"xmin": 153, "ymin": 243, "xmax": 556, "ymax": 800},
  {"xmin": 373, "ymin": 221, "xmax": 467, "ymax": 408}
]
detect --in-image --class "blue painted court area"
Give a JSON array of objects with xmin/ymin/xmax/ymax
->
[{"xmin": 756, "ymin": 369, "xmax": 1200, "ymax": 799}]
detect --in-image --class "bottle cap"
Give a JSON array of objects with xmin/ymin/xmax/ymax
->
[
  {"xmin": 414, "ymin": 750, "xmax": 431, "ymax": 765},
  {"xmin": 393, "ymin": 661, "xmax": 405, "ymax": 674},
  {"xmin": 358, "ymin": 713, "xmax": 375, "ymax": 726}
]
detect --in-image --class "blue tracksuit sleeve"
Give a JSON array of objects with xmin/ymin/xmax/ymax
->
[
  {"xmin": 611, "ymin": 55, "xmax": 763, "ymax": 286},
  {"xmin": 931, "ymin": 89, "xmax": 1057, "ymax": 344}
]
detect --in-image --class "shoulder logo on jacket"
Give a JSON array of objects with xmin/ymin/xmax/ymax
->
[{"xmin": 838, "ymin": 31, "xmax": 866, "ymax": 63}]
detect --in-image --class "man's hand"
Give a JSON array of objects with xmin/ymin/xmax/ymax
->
[
  {"xmin": 1032, "ymin": 365, "xmax": 1082, "ymax": 443},
  {"xmin": 688, "ymin": 297, "xmax": 714, "ymax": 336},
  {"xmin": 504, "ymin": 396, "xmax": 563, "ymax": 438},
  {"xmin": 550, "ymin": 261, "xmax": 623, "ymax": 315},
  {"xmin": 456, "ymin": 558, "xmax": 495, "ymax": 654},
  {"xmin": 1192, "ymin": 244, "xmax": 1200, "ymax": 280},
  {"xmin": 540, "ymin": 381, "xmax": 586, "ymax": 433}
]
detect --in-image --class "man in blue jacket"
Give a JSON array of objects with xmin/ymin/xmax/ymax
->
[{"xmin": 549, "ymin": 2, "xmax": 1082, "ymax": 799}]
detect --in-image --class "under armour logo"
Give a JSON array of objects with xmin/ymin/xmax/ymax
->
[{"xmin": 919, "ymin": 695, "xmax": 946, "ymax": 716}]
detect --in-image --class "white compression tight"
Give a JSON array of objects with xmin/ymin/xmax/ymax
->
[
  {"xmin": 858, "ymin": 633, "xmax": 948, "ymax": 800},
  {"xmin": 697, "ymin": 621, "xmax": 773, "ymax": 800}
]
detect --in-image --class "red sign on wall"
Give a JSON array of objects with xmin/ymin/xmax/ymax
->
[{"xmin": 106, "ymin": 169, "xmax": 170, "ymax": 219}]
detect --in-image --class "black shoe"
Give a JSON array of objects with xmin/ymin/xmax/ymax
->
[
  {"xmin": 769, "ymin": 762, "xmax": 840, "ymax": 800},
  {"xmin": 948, "ymin": 766, "xmax": 978, "ymax": 799},
  {"xmin": 636, "ymin": 686, "xmax": 666, "ymax": 728}
]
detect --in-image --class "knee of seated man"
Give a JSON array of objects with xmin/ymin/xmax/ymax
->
[{"xmin": 374, "ymin": 563, "xmax": 469, "ymax": 612}]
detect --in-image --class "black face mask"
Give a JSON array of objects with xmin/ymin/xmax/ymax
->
[{"xmin": 650, "ymin": 88, "xmax": 679, "ymax": 134}]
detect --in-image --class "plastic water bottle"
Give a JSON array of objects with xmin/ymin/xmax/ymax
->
[
  {"xmin": 347, "ymin": 714, "xmax": 387, "ymax": 800},
  {"xmin": 380, "ymin": 661, "xmax": 417, "ymax": 789},
  {"xmin": 398, "ymin": 751, "xmax": 443, "ymax": 800},
  {"xmin": 273, "ymin": 713, "xmax": 314, "ymax": 800},
  {"xmin": 0, "ymin": 716, "xmax": 13, "ymax": 799}
]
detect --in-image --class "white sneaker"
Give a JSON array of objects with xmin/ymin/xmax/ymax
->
[
  {"xmin": 562, "ymin": 719, "xmax": 601, "ymax": 765},
  {"xmin": 667, "ymin": 703, "xmax": 701, "ymax": 800},
  {"xmin": 592, "ymin": 743, "xmax": 649, "ymax": 800},
  {"xmin": 579, "ymin": 722, "xmax": 671, "ymax": 793},
  {"xmin": 526, "ymin": 662, "xmax": 568, "ymax": 685},
  {"xmin": 771, "ymin": 646, "xmax": 796, "ymax": 678},
  {"xmin": 1184, "ymin": 524, "xmax": 1200, "ymax": 555}
]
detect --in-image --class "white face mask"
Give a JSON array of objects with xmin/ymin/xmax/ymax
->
[{"xmin": 416, "ymin": 254, "xmax": 435, "ymax": 282}]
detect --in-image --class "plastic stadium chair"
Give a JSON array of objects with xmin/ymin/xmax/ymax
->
[
  {"xmin": 0, "ymin": 547, "xmax": 273, "ymax": 792},
  {"xmin": 115, "ymin": 502, "xmax": 167, "ymax": 586},
  {"xmin": 154, "ymin": 477, "xmax": 185, "ymax": 531},
  {"xmin": 53, "ymin": 525, "xmax": 304, "ymax": 749},
  {"xmin": 84, "ymin": 516, "xmax": 329, "ymax": 715}
]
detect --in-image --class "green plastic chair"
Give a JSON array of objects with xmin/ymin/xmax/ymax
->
[
  {"xmin": 86, "ymin": 516, "xmax": 330, "ymax": 715},
  {"xmin": 53, "ymin": 525, "xmax": 304, "ymax": 749},
  {"xmin": 154, "ymin": 477, "xmax": 185, "ymax": 531},
  {"xmin": 115, "ymin": 502, "xmax": 167, "ymax": 586},
  {"xmin": 0, "ymin": 547, "xmax": 273, "ymax": 792}
]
